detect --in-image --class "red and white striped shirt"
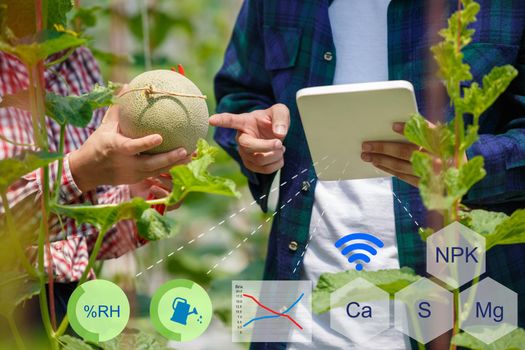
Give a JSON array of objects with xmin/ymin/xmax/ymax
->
[{"xmin": 0, "ymin": 47, "xmax": 144, "ymax": 282}]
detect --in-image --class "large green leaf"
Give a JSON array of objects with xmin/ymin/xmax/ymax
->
[
  {"xmin": 52, "ymin": 197, "xmax": 150, "ymax": 232},
  {"xmin": 460, "ymin": 209, "xmax": 509, "ymax": 236},
  {"xmin": 312, "ymin": 267, "xmax": 420, "ymax": 314},
  {"xmin": 167, "ymin": 139, "xmax": 241, "ymax": 205},
  {"xmin": 136, "ymin": 208, "xmax": 178, "ymax": 241},
  {"xmin": 452, "ymin": 328, "xmax": 525, "ymax": 350},
  {"xmin": 0, "ymin": 151, "xmax": 62, "ymax": 192},
  {"xmin": 45, "ymin": 83, "xmax": 119, "ymax": 127},
  {"xmin": 0, "ymin": 30, "xmax": 85, "ymax": 66},
  {"xmin": 484, "ymin": 209, "xmax": 525, "ymax": 250}
]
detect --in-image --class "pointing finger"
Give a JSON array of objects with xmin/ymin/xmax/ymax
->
[
  {"xmin": 209, "ymin": 113, "xmax": 249, "ymax": 132},
  {"xmin": 237, "ymin": 132, "xmax": 282, "ymax": 153},
  {"xmin": 269, "ymin": 103, "xmax": 290, "ymax": 139}
]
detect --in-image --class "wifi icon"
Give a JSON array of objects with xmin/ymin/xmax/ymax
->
[{"xmin": 335, "ymin": 233, "xmax": 385, "ymax": 271}]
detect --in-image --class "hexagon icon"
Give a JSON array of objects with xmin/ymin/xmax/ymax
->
[
  {"xmin": 394, "ymin": 278, "xmax": 454, "ymax": 344},
  {"xmin": 459, "ymin": 277, "xmax": 518, "ymax": 344},
  {"xmin": 330, "ymin": 277, "xmax": 390, "ymax": 344},
  {"xmin": 426, "ymin": 221, "xmax": 486, "ymax": 289}
]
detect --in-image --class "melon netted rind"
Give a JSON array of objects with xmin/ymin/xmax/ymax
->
[{"xmin": 118, "ymin": 69, "xmax": 209, "ymax": 154}]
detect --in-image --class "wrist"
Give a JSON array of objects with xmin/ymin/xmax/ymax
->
[{"xmin": 69, "ymin": 148, "xmax": 97, "ymax": 192}]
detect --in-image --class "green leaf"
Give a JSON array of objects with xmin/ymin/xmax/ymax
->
[
  {"xmin": 45, "ymin": 83, "xmax": 119, "ymax": 127},
  {"xmin": 411, "ymin": 151, "xmax": 451, "ymax": 210},
  {"xmin": 168, "ymin": 139, "xmax": 241, "ymax": 205},
  {"xmin": 461, "ymin": 124, "xmax": 480, "ymax": 152},
  {"xmin": 52, "ymin": 197, "xmax": 150, "ymax": 232},
  {"xmin": 136, "ymin": 208, "xmax": 178, "ymax": 241},
  {"xmin": 312, "ymin": 267, "xmax": 420, "ymax": 314},
  {"xmin": 47, "ymin": 0, "xmax": 73, "ymax": 28},
  {"xmin": 0, "ymin": 30, "xmax": 86, "ymax": 66},
  {"xmin": 69, "ymin": 6, "xmax": 101, "ymax": 30},
  {"xmin": 97, "ymin": 330, "xmax": 171, "ymax": 350},
  {"xmin": 0, "ymin": 272, "xmax": 39, "ymax": 317},
  {"xmin": 0, "ymin": 151, "xmax": 62, "ymax": 192},
  {"xmin": 431, "ymin": 0, "xmax": 480, "ymax": 102},
  {"xmin": 404, "ymin": 114, "xmax": 455, "ymax": 158},
  {"xmin": 90, "ymin": 47, "xmax": 133, "ymax": 66},
  {"xmin": 60, "ymin": 335, "xmax": 94, "ymax": 350},
  {"xmin": 460, "ymin": 209, "xmax": 509, "ymax": 236},
  {"xmin": 445, "ymin": 155, "xmax": 486, "ymax": 202},
  {"xmin": 459, "ymin": 65, "xmax": 518, "ymax": 119},
  {"xmin": 452, "ymin": 327, "xmax": 525, "ymax": 350},
  {"xmin": 484, "ymin": 209, "xmax": 525, "ymax": 250}
]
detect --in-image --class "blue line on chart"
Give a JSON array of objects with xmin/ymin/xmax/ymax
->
[{"xmin": 242, "ymin": 292, "xmax": 305, "ymax": 328}]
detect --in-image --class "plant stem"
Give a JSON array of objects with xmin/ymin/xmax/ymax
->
[
  {"xmin": 1, "ymin": 192, "xmax": 38, "ymax": 278},
  {"xmin": 6, "ymin": 313, "xmax": 26, "ymax": 350},
  {"xmin": 53, "ymin": 125, "xmax": 66, "ymax": 204},
  {"xmin": 55, "ymin": 224, "xmax": 110, "ymax": 338}
]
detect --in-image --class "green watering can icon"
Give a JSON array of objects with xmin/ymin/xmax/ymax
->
[{"xmin": 170, "ymin": 297, "xmax": 198, "ymax": 325}]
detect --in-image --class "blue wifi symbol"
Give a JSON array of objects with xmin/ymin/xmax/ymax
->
[{"xmin": 335, "ymin": 233, "xmax": 385, "ymax": 271}]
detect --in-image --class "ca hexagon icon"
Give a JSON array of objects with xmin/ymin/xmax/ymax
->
[
  {"xmin": 394, "ymin": 278, "xmax": 454, "ymax": 344},
  {"xmin": 426, "ymin": 222, "xmax": 486, "ymax": 289},
  {"xmin": 460, "ymin": 277, "xmax": 518, "ymax": 344},
  {"xmin": 330, "ymin": 277, "xmax": 390, "ymax": 344}
]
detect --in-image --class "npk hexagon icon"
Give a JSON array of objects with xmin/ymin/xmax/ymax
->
[{"xmin": 426, "ymin": 222, "xmax": 486, "ymax": 289}]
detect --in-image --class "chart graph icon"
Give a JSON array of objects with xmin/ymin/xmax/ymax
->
[{"xmin": 232, "ymin": 281, "xmax": 312, "ymax": 343}]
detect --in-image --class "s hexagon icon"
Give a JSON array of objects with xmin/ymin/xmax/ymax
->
[
  {"xmin": 330, "ymin": 277, "xmax": 390, "ymax": 344},
  {"xmin": 426, "ymin": 221, "xmax": 486, "ymax": 289},
  {"xmin": 394, "ymin": 278, "xmax": 454, "ymax": 344},
  {"xmin": 459, "ymin": 277, "xmax": 518, "ymax": 344}
]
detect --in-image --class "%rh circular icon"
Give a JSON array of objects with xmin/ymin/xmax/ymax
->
[{"xmin": 83, "ymin": 304, "xmax": 121, "ymax": 318}]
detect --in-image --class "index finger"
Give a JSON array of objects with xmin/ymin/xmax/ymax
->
[{"xmin": 209, "ymin": 113, "xmax": 249, "ymax": 132}]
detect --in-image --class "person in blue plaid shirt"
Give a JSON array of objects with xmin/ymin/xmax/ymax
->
[{"xmin": 210, "ymin": 1, "xmax": 525, "ymax": 349}]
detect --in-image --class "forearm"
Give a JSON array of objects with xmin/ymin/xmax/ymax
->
[{"xmin": 465, "ymin": 129, "xmax": 525, "ymax": 205}]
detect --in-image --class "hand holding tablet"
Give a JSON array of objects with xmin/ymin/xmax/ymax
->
[{"xmin": 297, "ymin": 81, "xmax": 419, "ymax": 181}]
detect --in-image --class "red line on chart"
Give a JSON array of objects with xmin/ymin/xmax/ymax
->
[{"xmin": 242, "ymin": 293, "xmax": 303, "ymax": 330}]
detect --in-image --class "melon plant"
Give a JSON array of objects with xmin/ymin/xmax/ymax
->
[{"xmin": 118, "ymin": 69, "xmax": 209, "ymax": 154}]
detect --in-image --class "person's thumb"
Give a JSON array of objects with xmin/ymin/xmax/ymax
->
[
  {"xmin": 269, "ymin": 103, "xmax": 290, "ymax": 140},
  {"xmin": 101, "ymin": 84, "xmax": 129, "ymax": 128},
  {"xmin": 100, "ymin": 104, "xmax": 120, "ymax": 128}
]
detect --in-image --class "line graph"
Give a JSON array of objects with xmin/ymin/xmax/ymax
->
[
  {"xmin": 242, "ymin": 292, "xmax": 304, "ymax": 329},
  {"xmin": 232, "ymin": 281, "xmax": 312, "ymax": 343}
]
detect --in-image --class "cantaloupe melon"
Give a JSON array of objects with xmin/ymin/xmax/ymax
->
[{"xmin": 118, "ymin": 70, "xmax": 209, "ymax": 154}]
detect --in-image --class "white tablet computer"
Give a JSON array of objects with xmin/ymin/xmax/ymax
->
[{"xmin": 296, "ymin": 80, "xmax": 418, "ymax": 181}]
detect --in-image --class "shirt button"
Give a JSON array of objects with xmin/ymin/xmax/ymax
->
[
  {"xmin": 288, "ymin": 241, "xmax": 299, "ymax": 252},
  {"xmin": 301, "ymin": 181, "xmax": 311, "ymax": 192},
  {"xmin": 323, "ymin": 51, "xmax": 333, "ymax": 61}
]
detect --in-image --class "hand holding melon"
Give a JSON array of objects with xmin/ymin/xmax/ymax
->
[{"xmin": 118, "ymin": 69, "xmax": 209, "ymax": 154}]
